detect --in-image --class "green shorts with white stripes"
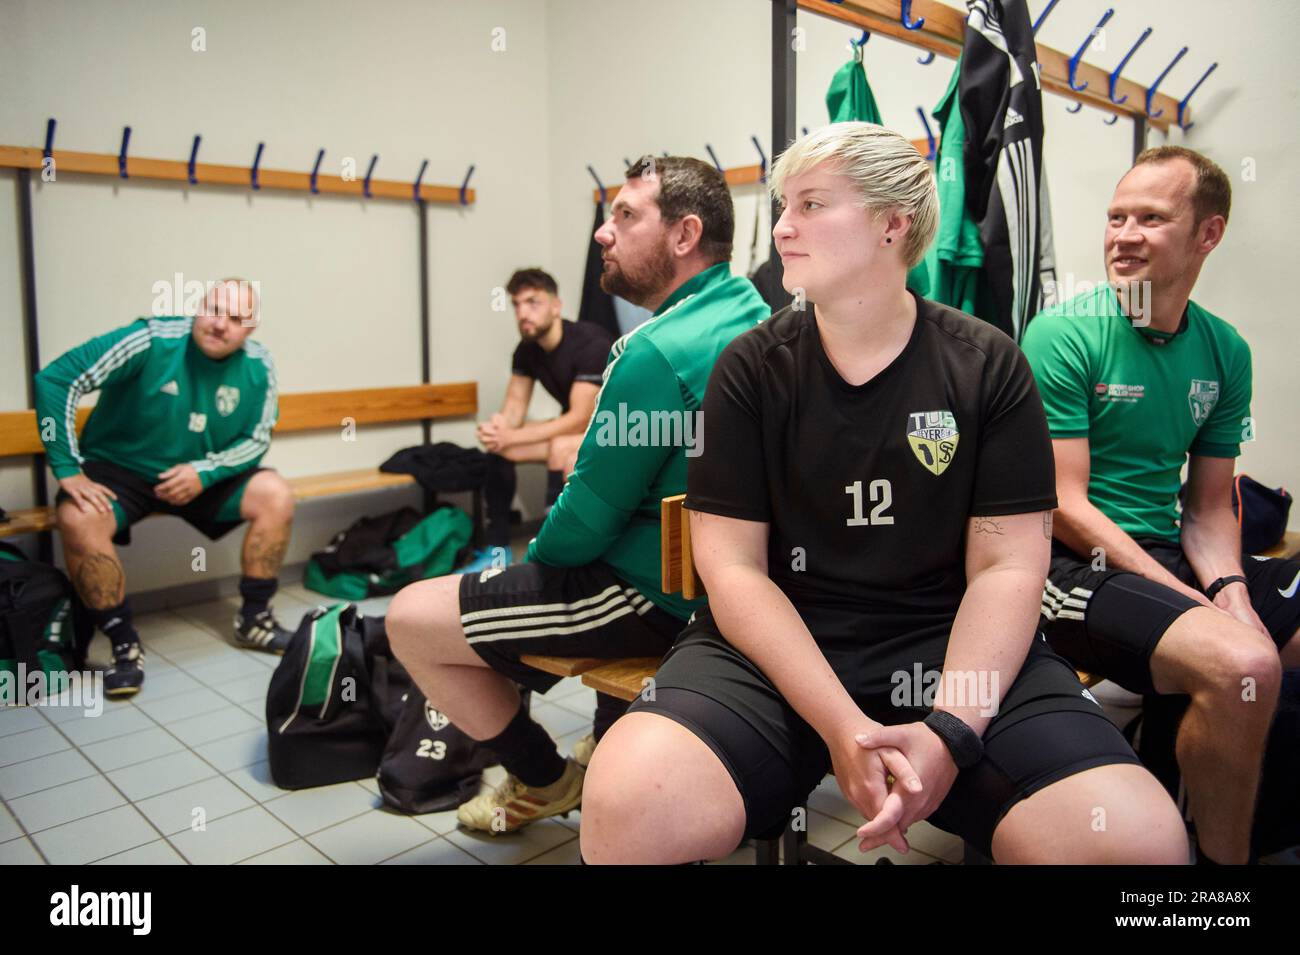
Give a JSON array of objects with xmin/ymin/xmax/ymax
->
[{"xmin": 458, "ymin": 560, "xmax": 683, "ymax": 694}]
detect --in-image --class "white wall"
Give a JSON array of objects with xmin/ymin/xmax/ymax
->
[
  {"xmin": 1, "ymin": 0, "xmax": 1295, "ymax": 594},
  {"xmin": 0, "ymin": 0, "xmax": 554, "ymax": 586},
  {"xmin": 546, "ymin": 0, "xmax": 1297, "ymax": 526}
]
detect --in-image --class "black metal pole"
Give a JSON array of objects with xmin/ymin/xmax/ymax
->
[
  {"xmin": 417, "ymin": 198, "xmax": 431, "ymax": 430},
  {"xmin": 17, "ymin": 168, "xmax": 53, "ymax": 564},
  {"xmin": 416, "ymin": 198, "xmax": 437, "ymax": 515},
  {"xmin": 771, "ymin": 0, "xmax": 797, "ymax": 263},
  {"xmin": 1132, "ymin": 115, "xmax": 1147, "ymax": 164}
]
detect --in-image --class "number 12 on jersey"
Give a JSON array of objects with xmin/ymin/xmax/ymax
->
[{"xmin": 845, "ymin": 479, "xmax": 894, "ymax": 526}]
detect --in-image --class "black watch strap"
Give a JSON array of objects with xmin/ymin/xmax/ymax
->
[
  {"xmin": 1205, "ymin": 575, "xmax": 1248, "ymax": 602},
  {"xmin": 923, "ymin": 711, "xmax": 983, "ymax": 770}
]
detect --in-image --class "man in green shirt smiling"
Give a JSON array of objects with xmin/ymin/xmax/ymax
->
[
  {"xmin": 35, "ymin": 279, "xmax": 296, "ymax": 698},
  {"xmin": 387, "ymin": 157, "xmax": 768, "ymax": 833},
  {"xmin": 1022, "ymin": 147, "xmax": 1300, "ymax": 865}
]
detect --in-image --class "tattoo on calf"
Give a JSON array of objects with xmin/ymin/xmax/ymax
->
[
  {"xmin": 75, "ymin": 552, "xmax": 124, "ymax": 608},
  {"xmin": 973, "ymin": 518, "xmax": 1004, "ymax": 536},
  {"xmin": 244, "ymin": 527, "xmax": 290, "ymax": 577},
  {"xmin": 1042, "ymin": 511, "xmax": 1053, "ymax": 541}
]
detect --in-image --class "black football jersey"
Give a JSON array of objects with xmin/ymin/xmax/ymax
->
[
  {"xmin": 511, "ymin": 319, "xmax": 613, "ymax": 412},
  {"xmin": 686, "ymin": 293, "xmax": 1056, "ymax": 663}
]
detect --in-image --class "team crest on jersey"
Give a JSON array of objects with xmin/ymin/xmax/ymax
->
[
  {"xmin": 215, "ymin": 385, "xmax": 240, "ymax": 417},
  {"xmin": 424, "ymin": 702, "xmax": 450, "ymax": 732},
  {"xmin": 1188, "ymin": 379, "xmax": 1219, "ymax": 426},
  {"xmin": 906, "ymin": 410, "xmax": 959, "ymax": 475}
]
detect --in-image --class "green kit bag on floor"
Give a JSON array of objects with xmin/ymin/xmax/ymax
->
[{"xmin": 303, "ymin": 505, "xmax": 473, "ymax": 600}]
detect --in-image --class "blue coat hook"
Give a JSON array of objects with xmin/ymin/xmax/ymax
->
[
  {"xmin": 1146, "ymin": 46, "xmax": 1188, "ymax": 119},
  {"xmin": 1108, "ymin": 27, "xmax": 1152, "ymax": 105},
  {"xmin": 587, "ymin": 165, "xmax": 606, "ymax": 205},
  {"xmin": 1066, "ymin": 101, "xmax": 1083, "ymax": 114},
  {"xmin": 801, "ymin": 126, "xmax": 809, "ymax": 137},
  {"xmin": 43, "ymin": 118, "xmax": 56, "ymax": 161},
  {"xmin": 118, "ymin": 126, "xmax": 132, "ymax": 179},
  {"xmin": 187, "ymin": 135, "xmax": 201, "ymax": 185},
  {"xmin": 1068, "ymin": 8, "xmax": 1113, "ymax": 92},
  {"xmin": 1032, "ymin": 0, "xmax": 1060, "ymax": 35},
  {"xmin": 918, "ymin": 50, "xmax": 936, "ymax": 65},
  {"xmin": 310, "ymin": 149, "xmax": 324, "ymax": 195},
  {"xmin": 250, "ymin": 142, "xmax": 264, "ymax": 190},
  {"xmin": 750, "ymin": 135, "xmax": 767, "ymax": 182},
  {"xmin": 459, "ymin": 165, "xmax": 475, "ymax": 206},
  {"xmin": 363, "ymin": 154, "xmax": 379, "ymax": 198},
  {"xmin": 412, "ymin": 159, "xmax": 428, "ymax": 202},
  {"xmin": 900, "ymin": 0, "xmax": 924, "ymax": 30},
  {"xmin": 1177, "ymin": 62, "xmax": 1217, "ymax": 131},
  {"xmin": 916, "ymin": 107, "xmax": 936, "ymax": 161},
  {"xmin": 1103, "ymin": 114, "xmax": 1119, "ymax": 125},
  {"xmin": 705, "ymin": 144, "xmax": 724, "ymax": 173}
]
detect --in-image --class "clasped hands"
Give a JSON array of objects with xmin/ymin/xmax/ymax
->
[
  {"xmin": 828, "ymin": 717, "xmax": 961, "ymax": 856},
  {"xmin": 476, "ymin": 413, "xmax": 515, "ymax": 454}
]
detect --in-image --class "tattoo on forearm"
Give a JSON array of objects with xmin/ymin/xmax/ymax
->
[
  {"xmin": 74, "ymin": 552, "xmax": 125, "ymax": 609},
  {"xmin": 1042, "ymin": 511, "xmax": 1053, "ymax": 541},
  {"xmin": 973, "ymin": 518, "xmax": 1004, "ymax": 536},
  {"xmin": 243, "ymin": 525, "xmax": 290, "ymax": 577}
]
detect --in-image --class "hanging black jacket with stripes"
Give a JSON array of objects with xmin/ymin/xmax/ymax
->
[{"xmin": 959, "ymin": 0, "xmax": 1058, "ymax": 342}]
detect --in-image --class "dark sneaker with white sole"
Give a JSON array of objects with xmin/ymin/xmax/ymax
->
[
  {"xmin": 233, "ymin": 610, "xmax": 293, "ymax": 654},
  {"xmin": 104, "ymin": 642, "xmax": 145, "ymax": 698}
]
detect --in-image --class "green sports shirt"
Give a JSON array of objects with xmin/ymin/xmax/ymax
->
[
  {"xmin": 34, "ymin": 316, "xmax": 279, "ymax": 488},
  {"xmin": 526, "ymin": 263, "xmax": 769, "ymax": 620},
  {"xmin": 1021, "ymin": 283, "xmax": 1252, "ymax": 541}
]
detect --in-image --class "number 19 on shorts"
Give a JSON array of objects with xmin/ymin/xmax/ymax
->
[{"xmin": 845, "ymin": 479, "xmax": 894, "ymax": 526}]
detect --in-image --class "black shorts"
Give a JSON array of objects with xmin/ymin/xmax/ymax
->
[
  {"xmin": 56, "ymin": 459, "xmax": 262, "ymax": 547},
  {"xmin": 459, "ymin": 560, "xmax": 682, "ymax": 695},
  {"xmin": 1041, "ymin": 539, "xmax": 1300, "ymax": 694},
  {"xmin": 625, "ymin": 610, "xmax": 1140, "ymax": 858}
]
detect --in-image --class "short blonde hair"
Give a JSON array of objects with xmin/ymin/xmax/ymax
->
[{"xmin": 769, "ymin": 122, "xmax": 938, "ymax": 268}]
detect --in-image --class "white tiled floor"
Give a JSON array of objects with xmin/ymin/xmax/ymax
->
[
  {"xmin": 0, "ymin": 579, "xmax": 971, "ymax": 866},
  {"xmin": 15, "ymin": 573, "xmax": 1290, "ymax": 866}
]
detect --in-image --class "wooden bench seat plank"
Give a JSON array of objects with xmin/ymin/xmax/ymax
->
[
  {"xmin": 0, "ymin": 507, "xmax": 57, "ymax": 538},
  {"xmin": 580, "ymin": 658, "xmax": 661, "ymax": 702},
  {"xmin": 286, "ymin": 469, "xmax": 415, "ymax": 499},
  {"xmin": 517, "ymin": 655, "xmax": 610, "ymax": 678},
  {"xmin": 0, "ymin": 383, "xmax": 478, "ymax": 460},
  {"xmin": 276, "ymin": 383, "xmax": 476, "ymax": 431}
]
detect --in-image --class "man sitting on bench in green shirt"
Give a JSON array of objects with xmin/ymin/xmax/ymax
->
[
  {"xmin": 387, "ymin": 157, "xmax": 770, "ymax": 833},
  {"xmin": 1022, "ymin": 147, "xmax": 1300, "ymax": 865},
  {"xmin": 34, "ymin": 278, "xmax": 296, "ymax": 698}
]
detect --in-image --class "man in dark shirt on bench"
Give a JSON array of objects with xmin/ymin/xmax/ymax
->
[{"xmin": 463, "ymin": 268, "xmax": 612, "ymax": 574}]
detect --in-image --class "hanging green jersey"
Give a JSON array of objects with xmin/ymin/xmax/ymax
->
[
  {"xmin": 526, "ymin": 263, "xmax": 768, "ymax": 620},
  {"xmin": 34, "ymin": 316, "xmax": 279, "ymax": 488},
  {"xmin": 1022, "ymin": 284, "xmax": 1253, "ymax": 541},
  {"xmin": 923, "ymin": 56, "xmax": 987, "ymax": 316},
  {"xmin": 826, "ymin": 56, "xmax": 883, "ymax": 125}
]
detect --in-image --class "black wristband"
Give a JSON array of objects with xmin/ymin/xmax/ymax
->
[
  {"xmin": 923, "ymin": 710, "xmax": 983, "ymax": 770},
  {"xmin": 1205, "ymin": 575, "xmax": 1248, "ymax": 602}
]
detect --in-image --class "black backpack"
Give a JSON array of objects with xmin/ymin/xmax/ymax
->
[
  {"xmin": 377, "ymin": 687, "xmax": 502, "ymax": 814},
  {"xmin": 265, "ymin": 603, "xmax": 398, "ymax": 789},
  {"xmin": 0, "ymin": 541, "xmax": 90, "ymax": 689}
]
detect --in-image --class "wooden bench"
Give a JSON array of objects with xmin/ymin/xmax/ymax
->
[
  {"xmin": 0, "ymin": 382, "xmax": 478, "ymax": 540},
  {"xmin": 524, "ymin": 496, "xmax": 1300, "ymax": 862}
]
